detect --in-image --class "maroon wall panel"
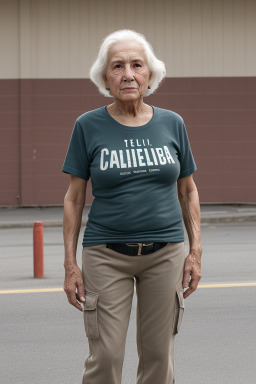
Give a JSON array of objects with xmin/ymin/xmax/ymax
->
[
  {"xmin": 0, "ymin": 77, "xmax": 255, "ymax": 206},
  {"xmin": 0, "ymin": 80, "xmax": 20, "ymax": 205}
]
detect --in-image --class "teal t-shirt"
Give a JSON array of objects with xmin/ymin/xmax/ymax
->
[{"xmin": 62, "ymin": 105, "xmax": 197, "ymax": 246}]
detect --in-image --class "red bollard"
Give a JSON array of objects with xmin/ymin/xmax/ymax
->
[{"xmin": 33, "ymin": 221, "xmax": 44, "ymax": 278}]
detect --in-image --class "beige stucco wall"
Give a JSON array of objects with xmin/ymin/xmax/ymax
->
[{"xmin": 1, "ymin": 0, "xmax": 255, "ymax": 79}]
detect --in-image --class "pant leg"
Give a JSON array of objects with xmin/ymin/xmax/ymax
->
[
  {"xmin": 135, "ymin": 242, "xmax": 185, "ymax": 384},
  {"xmin": 81, "ymin": 244, "xmax": 135, "ymax": 384}
]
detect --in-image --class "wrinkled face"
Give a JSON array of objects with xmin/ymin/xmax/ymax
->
[{"xmin": 104, "ymin": 40, "xmax": 151, "ymax": 102}]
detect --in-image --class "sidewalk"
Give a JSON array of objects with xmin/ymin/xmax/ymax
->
[{"xmin": 0, "ymin": 204, "xmax": 256, "ymax": 229}]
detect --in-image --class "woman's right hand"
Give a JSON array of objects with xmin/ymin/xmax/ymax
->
[{"xmin": 63, "ymin": 263, "xmax": 85, "ymax": 311}]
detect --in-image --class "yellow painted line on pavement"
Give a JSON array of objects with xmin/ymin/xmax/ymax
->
[
  {"xmin": 198, "ymin": 282, "xmax": 256, "ymax": 288},
  {"xmin": 0, "ymin": 282, "xmax": 256, "ymax": 295},
  {"xmin": 0, "ymin": 288, "xmax": 64, "ymax": 294}
]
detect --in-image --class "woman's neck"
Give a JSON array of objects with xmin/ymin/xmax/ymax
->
[{"xmin": 107, "ymin": 99, "xmax": 150, "ymax": 118}]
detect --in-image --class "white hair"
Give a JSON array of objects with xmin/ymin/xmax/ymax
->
[{"xmin": 89, "ymin": 29, "xmax": 166, "ymax": 97}]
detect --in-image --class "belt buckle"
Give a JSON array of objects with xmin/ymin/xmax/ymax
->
[{"xmin": 126, "ymin": 242, "xmax": 154, "ymax": 255}]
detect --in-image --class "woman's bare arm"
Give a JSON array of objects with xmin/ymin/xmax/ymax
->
[
  {"xmin": 177, "ymin": 174, "xmax": 203, "ymax": 299},
  {"xmin": 63, "ymin": 174, "xmax": 87, "ymax": 311}
]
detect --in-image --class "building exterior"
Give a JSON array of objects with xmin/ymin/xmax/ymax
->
[{"xmin": 0, "ymin": 0, "xmax": 255, "ymax": 206}]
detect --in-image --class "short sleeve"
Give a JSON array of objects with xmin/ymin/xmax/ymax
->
[
  {"xmin": 62, "ymin": 120, "xmax": 90, "ymax": 180},
  {"xmin": 178, "ymin": 121, "xmax": 197, "ymax": 179}
]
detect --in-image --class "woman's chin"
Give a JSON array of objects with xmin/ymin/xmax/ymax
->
[{"xmin": 116, "ymin": 92, "xmax": 144, "ymax": 102}]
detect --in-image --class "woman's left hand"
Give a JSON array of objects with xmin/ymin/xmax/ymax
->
[{"xmin": 182, "ymin": 247, "xmax": 202, "ymax": 299}]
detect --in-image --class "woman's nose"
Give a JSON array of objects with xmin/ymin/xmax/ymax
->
[{"xmin": 123, "ymin": 65, "xmax": 134, "ymax": 80}]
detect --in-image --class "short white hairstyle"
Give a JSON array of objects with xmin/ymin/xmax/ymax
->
[{"xmin": 89, "ymin": 29, "xmax": 166, "ymax": 97}]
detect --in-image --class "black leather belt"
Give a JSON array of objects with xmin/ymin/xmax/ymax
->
[{"xmin": 106, "ymin": 242, "xmax": 168, "ymax": 256}]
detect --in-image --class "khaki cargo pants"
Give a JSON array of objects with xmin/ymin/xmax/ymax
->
[{"xmin": 81, "ymin": 241, "xmax": 185, "ymax": 384}]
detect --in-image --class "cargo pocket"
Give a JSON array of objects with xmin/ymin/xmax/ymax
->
[
  {"xmin": 173, "ymin": 288, "xmax": 185, "ymax": 335},
  {"xmin": 83, "ymin": 290, "xmax": 99, "ymax": 339}
]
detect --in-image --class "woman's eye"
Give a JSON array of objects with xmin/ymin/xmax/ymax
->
[
  {"xmin": 134, "ymin": 63, "xmax": 142, "ymax": 67},
  {"xmin": 114, "ymin": 64, "xmax": 121, "ymax": 69}
]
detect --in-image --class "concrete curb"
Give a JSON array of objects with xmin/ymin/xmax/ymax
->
[
  {"xmin": 1, "ymin": 215, "xmax": 256, "ymax": 229},
  {"xmin": 201, "ymin": 215, "xmax": 256, "ymax": 223}
]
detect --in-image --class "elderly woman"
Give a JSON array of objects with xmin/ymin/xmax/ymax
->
[{"xmin": 62, "ymin": 29, "xmax": 202, "ymax": 384}]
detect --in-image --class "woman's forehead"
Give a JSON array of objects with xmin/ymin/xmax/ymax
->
[{"xmin": 108, "ymin": 40, "xmax": 147, "ymax": 62}]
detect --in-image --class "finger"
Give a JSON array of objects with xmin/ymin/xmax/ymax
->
[
  {"xmin": 182, "ymin": 269, "xmax": 191, "ymax": 289},
  {"xmin": 183, "ymin": 279, "xmax": 199, "ymax": 299},
  {"xmin": 77, "ymin": 281, "xmax": 86, "ymax": 302},
  {"xmin": 76, "ymin": 292, "xmax": 85, "ymax": 304},
  {"xmin": 190, "ymin": 276, "xmax": 200, "ymax": 289},
  {"xmin": 66, "ymin": 290, "xmax": 79, "ymax": 307},
  {"xmin": 66, "ymin": 292, "xmax": 84, "ymax": 312},
  {"xmin": 183, "ymin": 287, "xmax": 193, "ymax": 299},
  {"xmin": 72, "ymin": 300, "xmax": 84, "ymax": 312}
]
